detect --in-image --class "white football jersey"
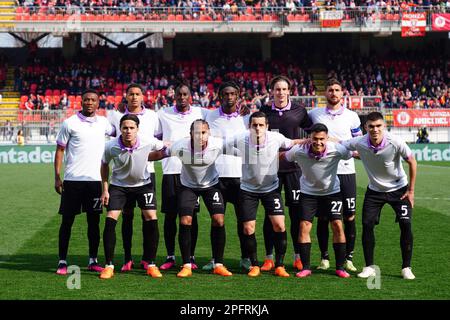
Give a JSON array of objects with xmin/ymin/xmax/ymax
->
[
  {"xmin": 156, "ymin": 106, "xmax": 210, "ymax": 174},
  {"xmin": 57, "ymin": 112, "xmax": 114, "ymax": 181},
  {"xmin": 341, "ymin": 133, "xmax": 412, "ymax": 192},
  {"xmin": 206, "ymin": 108, "xmax": 250, "ymax": 178},
  {"xmin": 309, "ymin": 106, "xmax": 361, "ymax": 174},
  {"xmin": 229, "ymin": 131, "xmax": 293, "ymax": 193},
  {"xmin": 102, "ymin": 137, "xmax": 164, "ymax": 187},
  {"xmin": 285, "ymin": 142, "xmax": 353, "ymax": 196},
  {"xmin": 170, "ymin": 136, "xmax": 223, "ymax": 189},
  {"xmin": 108, "ymin": 107, "xmax": 159, "ymax": 173}
]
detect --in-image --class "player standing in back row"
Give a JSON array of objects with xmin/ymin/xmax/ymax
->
[
  {"xmin": 202, "ymin": 81, "xmax": 251, "ymax": 272},
  {"xmin": 260, "ymin": 75, "xmax": 312, "ymax": 272},
  {"xmin": 54, "ymin": 89, "xmax": 115, "ymax": 275},
  {"xmin": 309, "ymin": 78, "xmax": 362, "ymax": 272},
  {"xmin": 108, "ymin": 83, "xmax": 160, "ymax": 272},
  {"xmin": 156, "ymin": 84, "xmax": 209, "ymax": 271}
]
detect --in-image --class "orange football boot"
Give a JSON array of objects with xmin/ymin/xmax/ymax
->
[
  {"xmin": 260, "ymin": 259, "xmax": 275, "ymax": 271},
  {"xmin": 248, "ymin": 266, "xmax": 261, "ymax": 277}
]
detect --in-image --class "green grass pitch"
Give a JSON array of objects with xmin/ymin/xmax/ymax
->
[{"xmin": 0, "ymin": 161, "xmax": 449, "ymax": 300}]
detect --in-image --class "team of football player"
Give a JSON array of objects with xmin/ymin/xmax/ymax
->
[{"xmin": 54, "ymin": 77, "xmax": 416, "ymax": 280}]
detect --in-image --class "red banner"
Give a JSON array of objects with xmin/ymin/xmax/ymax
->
[
  {"xmin": 432, "ymin": 14, "xmax": 450, "ymax": 31},
  {"xmin": 393, "ymin": 109, "xmax": 450, "ymax": 127},
  {"xmin": 349, "ymin": 97, "xmax": 362, "ymax": 109},
  {"xmin": 401, "ymin": 13, "xmax": 426, "ymax": 37},
  {"xmin": 320, "ymin": 10, "xmax": 343, "ymax": 28}
]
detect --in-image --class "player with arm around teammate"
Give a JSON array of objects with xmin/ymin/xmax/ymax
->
[
  {"xmin": 108, "ymin": 83, "xmax": 160, "ymax": 272},
  {"xmin": 99, "ymin": 114, "xmax": 166, "ymax": 279},
  {"xmin": 281, "ymin": 123, "xmax": 356, "ymax": 278},
  {"xmin": 155, "ymin": 84, "xmax": 210, "ymax": 271},
  {"xmin": 149, "ymin": 119, "xmax": 233, "ymax": 278},
  {"xmin": 227, "ymin": 111, "xmax": 303, "ymax": 277},
  {"xmin": 308, "ymin": 78, "xmax": 362, "ymax": 272}
]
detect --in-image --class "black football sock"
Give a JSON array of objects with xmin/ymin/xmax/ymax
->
[
  {"xmin": 362, "ymin": 224, "xmax": 375, "ymax": 266},
  {"xmin": 58, "ymin": 214, "xmax": 75, "ymax": 261},
  {"xmin": 121, "ymin": 212, "xmax": 134, "ymax": 262},
  {"xmin": 399, "ymin": 222, "xmax": 413, "ymax": 269},
  {"xmin": 299, "ymin": 243, "xmax": 312, "ymax": 270},
  {"xmin": 178, "ymin": 224, "xmax": 192, "ymax": 265},
  {"xmin": 103, "ymin": 217, "xmax": 117, "ymax": 265},
  {"xmin": 191, "ymin": 213, "xmax": 198, "ymax": 257},
  {"xmin": 243, "ymin": 233, "xmax": 258, "ymax": 266},
  {"xmin": 211, "ymin": 225, "xmax": 226, "ymax": 265},
  {"xmin": 289, "ymin": 206, "xmax": 301, "ymax": 254},
  {"xmin": 344, "ymin": 219, "xmax": 356, "ymax": 261},
  {"xmin": 86, "ymin": 213, "xmax": 100, "ymax": 260},
  {"xmin": 263, "ymin": 215, "xmax": 274, "ymax": 257},
  {"xmin": 274, "ymin": 231, "xmax": 287, "ymax": 268},
  {"xmin": 163, "ymin": 212, "xmax": 177, "ymax": 257},
  {"xmin": 317, "ymin": 219, "xmax": 330, "ymax": 260},
  {"xmin": 333, "ymin": 242, "xmax": 346, "ymax": 271},
  {"xmin": 237, "ymin": 220, "xmax": 246, "ymax": 259},
  {"xmin": 142, "ymin": 219, "xmax": 159, "ymax": 265}
]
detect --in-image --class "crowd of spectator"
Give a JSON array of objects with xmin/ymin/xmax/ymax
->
[
  {"xmin": 326, "ymin": 47, "xmax": 450, "ymax": 108},
  {"xmin": 13, "ymin": 44, "xmax": 450, "ymax": 110},
  {"xmin": 15, "ymin": 0, "xmax": 450, "ymax": 22},
  {"xmin": 15, "ymin": 45, "xmax": 316, "ymax": 110}
]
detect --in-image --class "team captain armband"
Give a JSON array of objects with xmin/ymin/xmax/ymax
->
[{"xmin": 351, "ymin": 127, "xmax": 362, "ymax": 137}]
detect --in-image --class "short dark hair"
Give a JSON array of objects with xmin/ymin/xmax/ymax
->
[
  {"xmin": 269, "ymin": 75, "xmax": 292, "ymax": 90},
  {"xmin": 120, "ymin": 114, "xmax": 140, "ymax": 128},
  {"xmin": 249, "ymin": 111, "xmax": 269, "ymax": 124},
  {"xmin": 219, "ymin": 81, "xmax": 240, "ymax": 96},
  {"xmin": 190, "ymin": 119, "xmax": 209, "ymax": 133},
  {"xmin": 366, "ymin": 112, "xmax": 384, "ymax": 122},
  {"xmin": 126, "ymin": 83, "xmax": 144, "ymax": 94},
  {"xmin": 326, "ymin": 78, "xmax": 342, "ymax": 89},
  {"xmin": 82, "ymin": 89, "xmax": 99, "ymax": 97},
  {"xmin": 175, "ymin": 82, "xmax": 191, "ymax": 96},
  {"xmin": 310, "ymin": 123, "xmax": 328, "ymax": 134}
]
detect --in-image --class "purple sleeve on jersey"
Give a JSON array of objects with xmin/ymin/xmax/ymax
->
[{"xmin": 56, "ymin": 141, "xmax": 66, "ymax": 148}]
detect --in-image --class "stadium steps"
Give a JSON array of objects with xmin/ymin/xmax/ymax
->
[
  {"xmin": 0, "ymin": 67, "xmax": 20, "ymax": 119},
  {"xmin": 310, "ymin": 68, "xmax": 328, "ymax": 107},
  {"xmin": 0, "ymin": 1, "xmax": 16, "ymax": 21}
]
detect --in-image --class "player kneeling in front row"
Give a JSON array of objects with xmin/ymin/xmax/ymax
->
[
  {"xmin": 281, "ymin": 123, "xmax": 356, "ymax": 278},
  {"xmin": 99, "ymin": 114, "xmax": 165, "ymax": 279},
  {"xmin": 150, "ymin": 119, "xmax": 232, "ymax": 278}
]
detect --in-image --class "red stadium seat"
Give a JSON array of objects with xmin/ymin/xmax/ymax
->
[
  {"xmin": 176, "ymin": 14, "xmax": 183, "ymax": 21},
  {"xmin": 20, "ymin": 95, "xmax": 28, "ymax": 103}
]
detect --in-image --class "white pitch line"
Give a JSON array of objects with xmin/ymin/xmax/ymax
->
[
  {"xmin": 418, "ymin": 164, "xmax": 450, "ymax": 169},
  {"xmin": 415, "ymin": 197, "xmax": 450, "ymax": 201}
]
